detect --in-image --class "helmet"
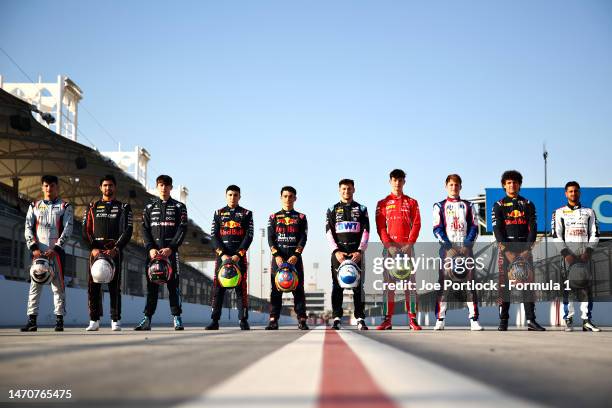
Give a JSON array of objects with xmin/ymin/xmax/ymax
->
[
  {"xmin": 90, "ymin": 254, "xmax": 116, "ymax": 284},
  {"xmin": 337, "ymin": 259, "xmax": 360, "ymax": 288},
  {"xmin": 217, "ymin": 260, "xmax": 242, "ymax": 288},
  {"xmin": 148, "ymin": 256, "xmax": 174, "ymax": 285},
  {"xmin": 274, "ymin": 263, "xmax": 299, "ymax": 292},
  {"xmin": 388, "ymin": 259, "xmax": 413, "ymax": 281},
  {"xmin": 508, "ymin": 257, "xmax": 532, "ymax": 283},
  {"xmin": 446, "ymin": 256, "xmax": 469, "ymax": 281},
  {"xmin": 567, "ymin": 262, "xmax": 591, "ymax": 289},
  {"xmin": 30, "ymin": 257, "xmax": 53, "ymax": 284}
]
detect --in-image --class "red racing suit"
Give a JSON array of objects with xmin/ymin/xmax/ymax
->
[{"xmin": 375, "ymin": 193, "xmax": 421, "ymax": 318}]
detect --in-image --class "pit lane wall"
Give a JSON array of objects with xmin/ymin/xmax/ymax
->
[{"xmin": 0, "ymin": 278, "xmax": 294, "ymax": 327}]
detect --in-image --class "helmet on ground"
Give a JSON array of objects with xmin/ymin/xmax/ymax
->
[{"xmin": 30, "ymin": 257, "xmax": 53, "ymax": 284}]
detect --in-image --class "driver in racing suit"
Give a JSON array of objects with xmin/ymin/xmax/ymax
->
[
  {"xmin": 552, "ymin": 181, "xmax": 600, "ymax": 332},
  {"xmin": 326, "ymin": 178, "xmax": 370, "ymax": 330},
  {"xmin": 432, "ymin": 174, "xmax": 482, "ymax": 331},
  {"xmin": 21, "ymin": 175, "xmax": 73, "ymax": 332},
  {"xmin": 375, "ymin": 169, "xmax": 422, "ymax": 330},
  {"xmin": 492, "ymin": 170, "xmax": 544, "ymax": 331}
]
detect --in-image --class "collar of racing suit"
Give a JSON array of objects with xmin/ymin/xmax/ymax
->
[
  {"xmin": 567, "ymin": 202, "xmax": 582, "ymax": 210},
  {"xmin": 446, "ymin": 196, "xmax": 461, "ymax": 202}
]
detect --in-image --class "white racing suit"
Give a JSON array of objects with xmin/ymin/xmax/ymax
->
[
  {"xmin": 433, "ymin": 197, "xmax": 479, "ymax": 320},
  {"xmin": 552, "ymin": 203, "xmax": 599, "ymax": 320},
  {"xmin": 24, "ymin": 199, "xmax": 73, "ymax": 316}
]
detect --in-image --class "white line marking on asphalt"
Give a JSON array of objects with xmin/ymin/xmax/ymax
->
[
  {"xmin": 176, "ymin": 327, "xmax": 326, "ymax": 408},
  {"xmin": 338, "ymin": 330, "xmax": 542, "ymax": 408}
]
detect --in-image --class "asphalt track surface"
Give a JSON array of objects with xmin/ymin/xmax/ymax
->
[{"xmin": 0, "ymin": 325, "xmax": 611, "ymax": 407}]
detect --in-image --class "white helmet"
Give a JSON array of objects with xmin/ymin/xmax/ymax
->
[
  {"xmin": 30, "ymin": 257, "xmax": 53, "ymax": 284},
  {"xmin": 337, "ymin": 259, "xmax": 361, "ymax": 288},
  {"xmin": 91, "ymin": 254, "xmax": 115, "ymax": 283}
]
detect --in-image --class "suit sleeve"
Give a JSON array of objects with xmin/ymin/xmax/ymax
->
[
  {"xmin": 358, "ymin": 206, "xmax": 370, "ymax": 252},
  {"xmin": 238, "ymin": 210, "xmax": 254, "ymax": 255},
  {"xmin": 492, "ymin": 202, "xmax": 507, "ymax": 243},
  {"xmin": 168, "ymin": 203, "xmax": 188, "ymax": 251},
  {"xmin": 294, "ymin": 214, "xmax": 308, "ymax": 256},
  {"xmin": 82, "ymin": 203, "xmax": 95, "ymax": 250},
  {"xmin": 325, "ymin": 207, "xmax": 339, "ymax": 251},
  {"xmin": 407, "ymin": 200, "xmax": 421, "ymax": 244},
  {"xmin": 115, "ymin": 203, "xmax": 133, "ymax": 250},
  {"xmin": 210, "ymin": 210, "xmax": 226, "ymax": 256},
  {"xmin": 24, "ymin": 202, "xmax": 38, "ymax": 252},
  {"xmin": 375, "ymin": 200, "xmax": 392, "ymax": 247},
  {"xmin": 527, "ymin": 201, "xmax": 537, "ymax": 244},
  {"xmin": 432, "ymin": 202, "xmax": 451, "ymax": 248},
  {"xmin": 142, "ymin": 205, "xmax": 156, "ymax": 252},
  {"xmin": 55, "ymin": 202, "xmax": 74, "ymax": 251},
  {"xmin": 267, "ymin": 214, "xmax": 278, "ymax": 255},
  {"xmin": 587, "ymin": 210, "xmax": 600, "ymax": 252},
  {"xmin": 551, "ymin": 209, "xmax": 570, "ymax": 256}
]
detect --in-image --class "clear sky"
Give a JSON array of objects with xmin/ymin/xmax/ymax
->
[{"xmin": 2, "ymin": 1, "xmax": 611, "ymax": 297}]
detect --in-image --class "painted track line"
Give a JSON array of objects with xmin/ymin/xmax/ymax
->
[
  {"xmin": 176, "ymin": 328, "xmax": 326, "ymax": 408},
  {"xmin": 338, "ymin": 330, "xmax": 542, "ymax": 408}
]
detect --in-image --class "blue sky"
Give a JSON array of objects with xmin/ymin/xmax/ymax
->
[{"xmin": 2, "ymin": 1, "xmax": 611, "ymax": 294}]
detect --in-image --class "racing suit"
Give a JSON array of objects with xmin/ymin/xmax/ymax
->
[
  {"xmin": 24, "ymin": 198, "xmax": 73, "ymax": 316},
  {"xmin": 142, "ymin": 197, "xmax": 188, "ymax": 317},
  {"xmin": 268, "ymin": 209, "xmax": 308, "ymax": 320},
  {"xmin": 552, "ymin": 203, "xmax": 599, "ymax": 320},
  {"xmin": 492, "ymin": 195, "xmax": 537, "ymax": 321},
  {"xmin": 326, "ymin": 201, "xmax": 369, "ymax": 319},
  {"xmin": 375, "ymin": 193, "xmax": 421, "ymax": 319},
  {"xmin": 210, "ymin": 205, "xmax": 254, "ymax": 321},
  {"xmin": 83, "ymin": 199, "xmax": 133, "ymax": 321},
  {"xmin": 432, "ymin": 197, "xmax": 479, "ymax": 320}
]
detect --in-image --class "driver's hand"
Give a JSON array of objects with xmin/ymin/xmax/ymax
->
[
  {"xmin": 149, "ymin": 249, "xmax": 158, "ymax": 259},
  {"xmin": 335, "ymin": 251, "xmax": 346, "ymax": 263},
  {"xmin": 287, "ymin": 256, "xmax": 298, "ymax": 265}
]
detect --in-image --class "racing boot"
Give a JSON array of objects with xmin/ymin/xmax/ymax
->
[
  {"xmin": 564, "ymin": 317, "xmax": 573, "ymax": 332},
  {"xmin": 356, "ymin": 318, "xmax": 368, "ymax": 330},
  {"xmin": 298, "ymin": 319, "xmax": 310, "ymax": 330},
  {"xmin": 409, "ymin": 318, "xmax": 422, "ymax": 331},
  {"xmin": 434, "ymin": 319, "xmax": 445, "ymax": 331},
  {"xmin": 527, "ymin": 320, "xmax": 546, "ymax": 331},
  {"xmin": 85, "ymin": 320, "xmax": 100, "ymax": 331},
  {"xmin": 205, "ymin": 320, "xmax": 219, "ymax": 330},
  {"xmin": 55, "ymin": 315, "xmax": 64, "ymax": 332},
  {"xmin": 111, "ymin": 320, "xmax": 122, "ymax": 331},
  {"xmin": 583, "ymin": 319, "xmax": 601, "ymax": 332},
  {"xmin": 20, "ymin": 315, "xmax": 37, "ymax": 332},
  {"xmin": 134, "ymin": 316, "xmax": 151, "ymax": 331},
  {"xmin": 332, "ymin": 317, "xmax": 341, "ymax": 330},
  {"xmin": 174, "ymin": 316, "xmax": 184, "ymax": 331},
  {"xmin": 470, "ymin": 318, "xmax": 484, "ymax": 331},
  {"xmin": 239, "ymin": 319, "xmax": 250, "ymax": 330},
  {"xmin": 265, "ymin": 318, "xmax": 279, "ymax": 330},
  {"xmin": 498, "ymin": 319, "xmax": 508, "ymax": 331},
  {"xmin": 376, "ymin": 316, "xmax": 393, "ymax": 330}
]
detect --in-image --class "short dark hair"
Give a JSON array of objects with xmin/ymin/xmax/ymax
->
[
  {"xmin": 99, "ymin": 174, "xmax": 116, "ymax": 186},
  {"xmin": 156, "ymin": 175, "xmax": 173, "ymax": 186},
  {"xmin": 226, "ymin": 184, "xmax": 241, "ymax": 194},
  {"xmin": 389, "ymin": 169, "xmax": 406, "ymax": 180},
  {"xmin": 281, "ymin": 186, "xmax": 297, "ymax": 196},
  {"xmin": 41, "ymin": 175, "xmax": 58, "ymax": 185},
  {"xmin": 501, "ymin": 170, "xmax": 523, "ymax": 186},
  {"xmin": 445, "ymin": 174, "xmax": 462, "ymax": 185},
  {"xmin": 339, "ymin": 179, "xmax": 354, "ymax": 187},
  {"xmin": 565, "ymin": 181, "xmax": 581, "ymax": 191}
]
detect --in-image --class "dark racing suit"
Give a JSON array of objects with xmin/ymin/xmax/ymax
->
[
  {"xmin": 433, "ymin": 197, "xmax": 479, "ymax": 320},
  {"xmin": 83, "ymin": 199, "xmax": 133, "ymax": 321},
  {"xmin": 325, "ymin": 201, "xmax": 369, "ymax": 320},
  {"xmin": 142, "ymin": 197, "xmax": 188, "ymax": 317},
  {"xmin": 268, "ymin": 209, "xmax": 308, "ymax": 320},
  {"xmin": 492, "ymin": 195, "xmax": 537, "ymax": 321},
  {"xmin": 210, "ymin": 205, "xmax": 254, "ymax": 321},
  {"xmin": 552, "ymin": 203, "xmax": 600, "ymax": 320}
]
